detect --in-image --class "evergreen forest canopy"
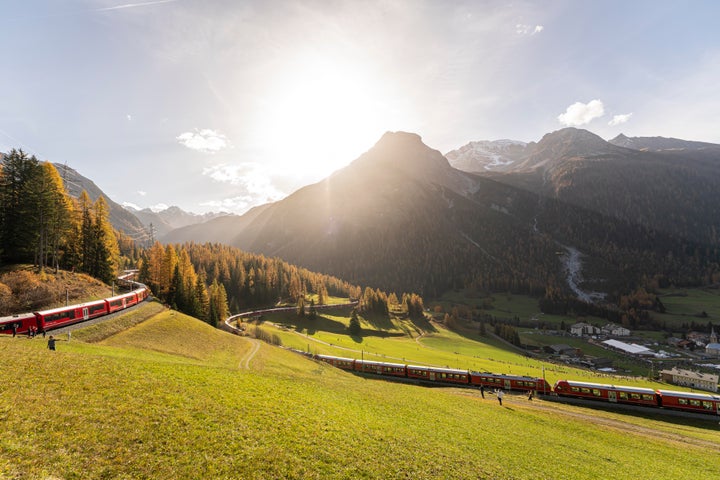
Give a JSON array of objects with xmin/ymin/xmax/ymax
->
[{"xmin": 0, "ymin": 149, "xmax": 423, "ymax": 325}]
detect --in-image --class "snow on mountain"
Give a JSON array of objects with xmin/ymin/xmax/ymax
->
[{"xmin": 445, "ymin": 139, "xmax": 527, "ymax": 173}]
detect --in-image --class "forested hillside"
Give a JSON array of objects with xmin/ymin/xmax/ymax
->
[{"xmin": 163, "ymin": 131, "xmax": 720, "ymax": 300}]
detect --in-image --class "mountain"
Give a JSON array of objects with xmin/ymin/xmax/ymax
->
[
  {"xmin": 474, "ymin": 128, "xmax": 720, "ymax": 249},
  {"xmin": 53, "ymin": 163, "xmax": 149, "ymax": 240},
  {"xmin": 126, "ymin": 205, "xmax": 228, "ymax": 239},
  {"xmin": 609, "ymin": 133, "xmax": 720, "ymax": 152},
  {"xmin": 445, "ymin": 139, "xmax": 527, "ymax": 172},
  {"xmin": 164, "ymin": 131, "xmax": 717, "ymax": 298}
]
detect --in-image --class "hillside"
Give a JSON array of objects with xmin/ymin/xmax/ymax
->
[
  {"xmin": 0, "ymin": 267, "xmax": 112, "ymax": 315},
  {"xmin": 163, "ymin": 131, "xmax": 717, "ymax": 299},
  {"xmin": 1, "ymin": 305, "xmax": 718, "ymax": 479}
]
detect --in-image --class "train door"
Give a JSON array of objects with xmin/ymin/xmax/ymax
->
[
  {"xmin": 504, "ymin": 380, "xmax": 512, "ymax": 390},
  {"xmin": 429, "ymin": 371, "xmax": 436, "ymax": 381},
  {"xmin": 83, "ymin": 307, "xmax": 89, "ymax": 320},
  {"xmin": 608, "ymin": 391, "xmax": 617, "ymax": 403}
]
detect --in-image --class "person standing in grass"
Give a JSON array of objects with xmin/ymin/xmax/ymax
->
[
  {"xmin": 47, "ymin": 335, "xmax": 56, "ymax": 351},
  {"xmin": 497, "ymin": 389, "xmax": 504, "ymax": 406},
  {"xmin": 480, "ymin": 385, "xmax": 485, "ymax": 398}
]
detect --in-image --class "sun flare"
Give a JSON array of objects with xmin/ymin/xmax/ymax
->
[{"xmin": 254, "ymin": 56, "xmax": 387, "ymax": 177}]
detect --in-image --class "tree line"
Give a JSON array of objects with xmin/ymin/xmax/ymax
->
[
  {"xmin": 0, "ymin": 149, "xmax": 120, "ymax": 283},
  {"xmin": 1, "ymin": 149, "xmax": 426, "ymax": 328}
]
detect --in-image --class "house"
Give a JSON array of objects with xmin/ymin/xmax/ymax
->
[
  {"xmin": 570, "ymin": 322, "xmax": 600, "ymax": 336},
  {"xmin": 547, "ymin": 344, "xmax": 579, "ymax": 356},
  {"xmin": 706, "ymin": 343, "xmax": 720, "ymax": 357},
  {"xmin": 601, "ymin": 323, "xmax": 630, "ymax": 336},
  {"xmin": 659, "ymin": 367, "xmax": 719, "ymax": 393}
]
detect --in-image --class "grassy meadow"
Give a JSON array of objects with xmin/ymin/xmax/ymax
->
[{"xmin": 1, "ymin": 302, "xmax": 719, "ymax": 479}]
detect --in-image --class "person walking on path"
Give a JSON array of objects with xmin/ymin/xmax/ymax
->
[{"xmin": 497, "ymin": 389, "xmax": 505, "ymax": 406}]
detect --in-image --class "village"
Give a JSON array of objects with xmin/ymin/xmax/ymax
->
[{"xmin": 538, "ymin": 322, "xmax": 720, "ymax": 393}]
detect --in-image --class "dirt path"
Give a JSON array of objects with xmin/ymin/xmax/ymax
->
[{"xmin": 239, "ymin": 338, "xmax": 261, "ymax": 369}]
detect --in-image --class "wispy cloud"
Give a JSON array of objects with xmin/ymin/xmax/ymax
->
[
  {"xmin": 137, "ymin": 190, "xmax": 147, "ymax": 196},
  {"xmin": 122, "ymin": 201, "xmax": 140, "ymax": 210},
  {"xmin": 516, "ymin": 24, "xmax": 544, "ymax": 35},
  {"xmin": 94, "ymin": 0, "xmax": 179, "ymax": 13},
  {"xmin": 558, "ymin": 99, "xmax": 605, "ymax": 126},
  {"xmin": 608, "ymin": 113, "xmax": 633, "ymax": 126},
  {"xmin": 176, "ymin": 129, "xmax": 229, "ymax": 153}
]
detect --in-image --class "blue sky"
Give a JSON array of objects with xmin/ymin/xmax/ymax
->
[{"xmin": 2, "ymin": 0, "xmax": 719, "ymax": 214}]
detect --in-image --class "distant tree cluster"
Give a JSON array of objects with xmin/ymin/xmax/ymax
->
[
  {"xmin": 0, "ymin": 149, "xmax": 120, "ymax": 283},
  {"xmin": 494, "ymin": 323, "xmax": 521, "ymax": 346}
]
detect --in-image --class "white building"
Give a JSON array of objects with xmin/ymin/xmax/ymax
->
[
  {"xmin": 570, "ymin": 322, "xmax": 600, "ymax": 336},
  {"xmin": 660, "ymin": 367, "xmax": 718, "ymax": 393},
  {"xmin": 602, "ymin": 323, "xmax": 630, "ymax": 336}
]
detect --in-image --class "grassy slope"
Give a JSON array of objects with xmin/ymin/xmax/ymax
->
[{"xmin": 2, "ymin": 304, "xmax": 718, "ymax": 479}]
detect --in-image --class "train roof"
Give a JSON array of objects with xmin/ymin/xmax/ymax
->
[
  {"xmin": 557, "ymin": 379, "xmax": 655, "ymax": 394},
  {"xmin": 657, "ymin": 389, "xmax": 720, "ymax": 401},
  {"xmin": 315, "ymin": 354, "xmax": 355, "ymax": 362},
  {"xmin": 356, "ymin": 359, "xmax": 406, "ymax": 368},
  {"xmin": 106, "ymin": 291, "xmax": 139, "ymax": 302},
  {"xmin": 0, "ymin": 313, "xmax": 37, "ymax": 324},
  {"xmin": 407, "ymin": 365, "xmax": 469, "ymax": 375},
  {"xmin": 470, "ymin": 371, "xmax": 544, "ymax": 382},
  {"xmin": 35, "ymin": 298, "xmax": 107, "ymax": 316}
]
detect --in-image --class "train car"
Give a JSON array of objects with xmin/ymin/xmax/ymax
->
[
  {"xmin": 35, "ymin": 299, "xmax": 109, "ymax": 331},
  {"xmin": 554, "ymin": 380, "xmax": 658, "ymax": 407},
  {"xmin": 470, "ymin": 372, "xmax": 551, "ymax": 393},
  {"xmin": 406, "ymin": 365, "xmax": 470, "ymax": 385},
  {"xmin": 354, "ymin": 360, "xmax": 407, "ymax": 377},
  {"xmin": 657, "ymin": 390, "xmax": 720, "ymax": 415},
  {"xmin": 106, "ymin": 290, "xmax": 139, "ymax": 313},
  {"xmin": 315, "ymin": 354, "xmax": 356, "ymax": 371},
  {"xmin": 0, "ymin": 313, "xmax": 39, "ymax": 335},
  {"xmin": 135, "ymin": 287, "xmax": 150, "ymax": 302}
]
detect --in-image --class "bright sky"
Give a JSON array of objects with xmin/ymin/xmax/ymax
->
[{"xmin": 2, "ymin": 0, "xmax": 719, "ymax": 214}]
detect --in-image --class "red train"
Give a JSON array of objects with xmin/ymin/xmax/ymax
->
[
  {"xmin": 554, "ymin": 380, "xmax": 720, "ymax": 415},
  {"xmin": 313, "ymin": 354, "xmax": 720, "ymax": 417},
  {"xmin": 0, "ymin": 286, "xmax": 149, "ymax": 336},
  {"xmin": 313, "ymin": 354, "xmax": 552, "ymax": 392}
]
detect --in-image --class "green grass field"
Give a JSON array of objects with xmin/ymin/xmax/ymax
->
[{"xmin": 1, "ymin": 303, "xmax": 719, "ymax": 479}]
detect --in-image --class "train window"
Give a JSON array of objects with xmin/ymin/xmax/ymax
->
[
  {"xmin": 619, "ymin": 392, "xmax": 628, "ymax": 400},
  {"xmin": 703, "ymin": 402, "xmax": 712, "ymax": 410},
  {"xmin": 642, "ymin": 395, "xmax": 654, "ymax": 401},
  {"xmin": 571, "ymin": 387, "xmax": 580, "ymax": 392},
  {"xmin": 690, "ymin": 400, "xmax": 701, "ymax": 407},
  {"xmin": 593, "ymin": 389, "xmax": 601, "ymax": 397},
  {"xmin": 678, "ymin": 398, "xmax": 688, "ymax": 405},
  {"xmin": 581, "ymin": 388, "xmax": 591, "ymax": 394}
]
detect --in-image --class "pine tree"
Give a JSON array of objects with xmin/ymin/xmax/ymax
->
[
  {"xmin": 0, "ymin": 149, "xmax": 42, "ymax": 263},
  {"xmin": 348, "ymin": 309, "xmax": 361, "ymax": 336}
]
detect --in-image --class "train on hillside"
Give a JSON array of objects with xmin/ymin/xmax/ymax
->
[
  {"xmin": 313, "ymin": 354, "xmax": 720, "ymax": 417},
  {"xmin": 0, "ymin": 278, "xmax": 149, "ymax": 336}
]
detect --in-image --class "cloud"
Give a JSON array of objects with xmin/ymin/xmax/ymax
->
[
  {"xmin": 558, "ymin": 99, "xmax": 605, "ymax": 126},
  {"xmin": 176, "ymin": 129, "xmax": 229, "ymax": 153},
  {"xmin": 516, "ymin": 24, "xmax": 544, "ymax": 35},
  {"xmin": 202, "ymin": 163, "xmax": 286, "ymax": 213},
  {"xmin": 126, "ymin": 114, "xmax": 133, "ymax": 121},
  {"xmin": 608, "ymin": 113, "xmax": 633, "ymax": 126},
  {"xmin": 150, "ymin": 203, "xmax": 169, "ymax": 212},
  {"xmin": 137, "ymin": 190, "xmax": 147, "ymax": 196},
  {"xmin": 122, "ymin": 202, "xmax": 141, "ymax": 211}
]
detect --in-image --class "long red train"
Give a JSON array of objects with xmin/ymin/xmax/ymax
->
[
  {"xmin": 0, "ymin": 285, "xmax": 149, "ymax": 336},
  {"xmin": 314, "ymin": 354, "xmax": 720, "ymax": 417}
]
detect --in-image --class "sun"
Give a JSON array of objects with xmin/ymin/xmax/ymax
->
[{"xmin": 253, "ymin": 56, "xmax": 388, "ymax": 179}]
